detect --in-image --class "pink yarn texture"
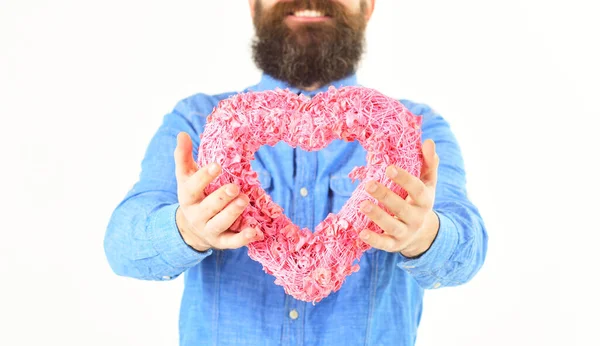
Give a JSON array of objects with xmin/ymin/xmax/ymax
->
[{"xmin": 197, "ymin": 86, "xmax": 423, "ymax": 303}]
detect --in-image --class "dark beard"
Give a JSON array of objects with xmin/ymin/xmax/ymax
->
[{"xmin": 252, "ymin": 0, "xmax": 367, "ymax": 89}]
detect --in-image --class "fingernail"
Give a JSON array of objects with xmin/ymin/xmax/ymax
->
[
  {"xmin": 225, "ymin": 185, "xmax": 239, "ymax": 197},
  {"xmin": 388, "ymin": 166, "xmax": 398, "ymax": 178},
  {"xmin": 208, "ymin": 163, "xmax": 220, "ymax": 175},
  {"xmin": 366, "ymin": 181, "xmax": 378, "ymax": 193},
  {"xmin": 235, "ymin": 197, "xmax": 247, "ymax": 207},
  {"xmin": 361, "ymin": 202, "xmax": 373, "ymax": 213},
  {"xmin": 245, "ymin": 229, "xmax": 255, "ymax": 239}
]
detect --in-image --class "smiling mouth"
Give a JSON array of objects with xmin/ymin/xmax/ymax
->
[{"xmin": 286, "ymin": 9, "xmax": 332, "ymax": 22}]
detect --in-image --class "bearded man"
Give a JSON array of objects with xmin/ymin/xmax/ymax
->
[{"xmin": 104, "ymin": 1, "xmax": 488, "ymax": 345}]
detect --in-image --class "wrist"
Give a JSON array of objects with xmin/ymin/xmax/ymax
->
[
  {"xmin": 400, "ymin": 210, "xmax": 440, "ymax": 258},
  {"xmin": 176, "ymin": 207, "xmax": 211, "ymax": 252}
]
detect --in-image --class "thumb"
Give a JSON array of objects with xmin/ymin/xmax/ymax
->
[
  {"xmin": 174, "ymin": 132, "xmax": 197, "ymax": 181},
  {"xmin": 420, "ymin": 139, "xmax": 439, "ymax": 188}
]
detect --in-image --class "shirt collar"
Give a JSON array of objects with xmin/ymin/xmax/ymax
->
[{"xmin": 246, "ymin": 73, "xmax": 359, "ymax": 97}]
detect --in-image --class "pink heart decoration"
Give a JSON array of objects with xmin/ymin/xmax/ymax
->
[{"xmin": 197, "ymin": 86, "xmax": 422, "ymax": 303}]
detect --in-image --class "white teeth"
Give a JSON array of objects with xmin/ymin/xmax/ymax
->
[{"xmin": 293, "ymin": 10, "xmax": 324, "ymax": 17}]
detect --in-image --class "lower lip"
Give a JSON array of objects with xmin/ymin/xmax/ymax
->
[{"xmin": 286, "ymin": 15, "xmax": 331, "ymax": 22}]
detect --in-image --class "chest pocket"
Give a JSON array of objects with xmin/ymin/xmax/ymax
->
[
  {"xmin": 329, "ymin": 174, "xmax": 360, "ymax": 214},
  {"xmin": 256, "ymin": 169, "xmax": 272, "ymax": 190}
]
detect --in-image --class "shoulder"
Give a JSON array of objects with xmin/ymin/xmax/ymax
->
[
  {"xmin": 172, "ymin": 91, "xmax": 239, "ymax": 120},
  {"xmin": 399, "ymin": 98, "xmax": 449, "ymax": 125},
  {"xmin": 399, "ymin": 99, "xmax": 440, "ymax": 120},
  {"xmin": 152, "ymin": 90, "xmax": 242, "ymax": 143},
  {"xmin": 399, "ymin": 98, "xmax": 457, "ymax": 140}
]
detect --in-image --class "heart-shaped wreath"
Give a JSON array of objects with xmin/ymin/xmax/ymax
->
[{"xmin": 198, "ymin": 86, "xmax": 422, "ymax": 303}]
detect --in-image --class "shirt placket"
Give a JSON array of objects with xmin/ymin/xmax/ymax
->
[{"xmin": 282, "ymin": 147, "xmax": 316, "ymax": 345}]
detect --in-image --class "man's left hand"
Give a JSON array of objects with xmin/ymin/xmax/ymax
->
[{"xmin": 359, "ymin": 139, "xmax": 440, "ymax": 258}]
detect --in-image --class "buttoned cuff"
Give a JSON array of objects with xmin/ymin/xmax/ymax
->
[
  {"xmin": 397, "ymin": 211, "xmax": 459, "ymax": 275},
  {"xmin": 146, "ymin": 203, "xmax": 213, "ymax": 268}
]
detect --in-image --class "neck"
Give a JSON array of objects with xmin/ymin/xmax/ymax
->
[
  {"xmin": 299, "ymin": 83, "xmax": 321, "ymax": 92},
  {"xmin": 253, "ymin": 73, "xmax": 359, "ymax": 95}
]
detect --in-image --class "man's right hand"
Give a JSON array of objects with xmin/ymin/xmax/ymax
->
[{"xmin": 173, "ymin": 132, "xmax": 264, "ymax": 252}]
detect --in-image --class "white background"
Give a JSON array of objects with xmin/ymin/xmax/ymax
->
[{"xmin": 1, "ymin": 0, "xmax": 598, "ymax": 345}]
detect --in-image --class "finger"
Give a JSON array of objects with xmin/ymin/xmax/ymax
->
[
  {"xmin": 420, "ymin": 139, "xmax": 439, "ymax": 188},
  {"xmin": 174, "ymin": 132, "xmax": 198, "ymax": 182},
  {"xmin": 193, "ymin": 183, "xmax": 241, "ymax": 222},
  {"xmin": 359, "ymin": 229, "xmax": 399, "ymax": 253},
  {"xmin": 359, "ymin": 201, "xmax": 409, "ymax": 239},
  {"xmin": 204, "ymin": 194, "xmax": 250, "ymax": 237},
  {"xmin": 364, "ymin": 181, "xmax": 423, "ymax": 226},
  {"xmin": 216, "ymin": 228, "xmax": 264, "ymax": 249},
  {"xmin": 386, "ymin": 165, "xmax": 430, "ymax": 208},
  {"xmin": 179, "ymin": 162, "xmax": 221, "ymax": 205}
]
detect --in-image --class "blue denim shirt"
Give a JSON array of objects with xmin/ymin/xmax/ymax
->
[{"xmin": 104, "ymin": 74, "xmax": 488, "ymax": 346}]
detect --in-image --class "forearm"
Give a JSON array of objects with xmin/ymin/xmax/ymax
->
[
  {"xmin": 396, "ymin": 100, "xmax": 488, "ymax": 289},
  {"xmin": 104, "ymin": 101, "xmax": 212, "ymax": 280},
  {"xmin": 104, "ymin": 192, "xmax": 212, "ymax": 281},
  {"xmin": 398, "ymin": 199, "xmax": 487, "ymax": 289}
]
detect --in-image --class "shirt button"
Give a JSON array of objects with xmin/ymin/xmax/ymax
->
[
  {"xmin": 300, "ymin": 187, "xmax": 308, "ymax": 197},
  {"xmin": 289, "ymin": 309, "xmax": 299, "ymax": 320},
  {"xmin": 433, "ymin": 282, "xmax": 441, "ymax": 289}
]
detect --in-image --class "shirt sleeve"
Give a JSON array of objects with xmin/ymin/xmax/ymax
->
[
  {"xmin": 396, "ymin": 101, "xmax": 489, "ymax": 289},
  {"xmin": 104, "ymin": 99, "xmax": 213, "ymax": 281}
]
